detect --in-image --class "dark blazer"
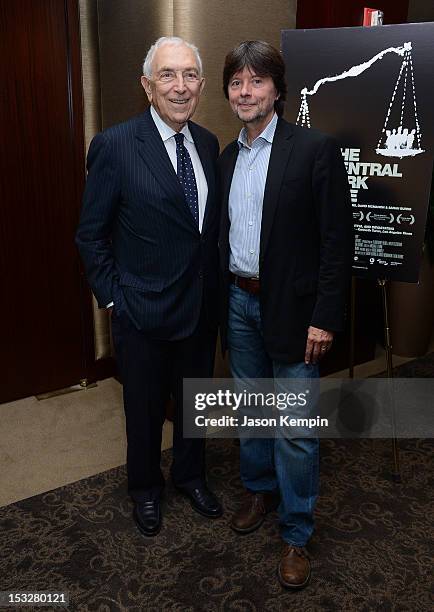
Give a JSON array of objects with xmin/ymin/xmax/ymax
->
[
  {"xmin": 76, "ymin": 108, "xmax": 220, "ymax": 340},
  {"xmin": 218, "ymin": 117, "xmax": 353, "ymax": 363}
]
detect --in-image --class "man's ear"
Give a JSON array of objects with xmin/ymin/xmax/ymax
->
[
  {"xmin": 140, "ymin": 76, "xmax": 152, "ymax": 102},
  {"xmin": 199, "ymin": 77, "xmax": 205, "ymax": 95}
]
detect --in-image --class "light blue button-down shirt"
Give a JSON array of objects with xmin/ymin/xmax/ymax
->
[{"xmin": 229, "ymin": 113, "xmax": 278, "ymax": 278}]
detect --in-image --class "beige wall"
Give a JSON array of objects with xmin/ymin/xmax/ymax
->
[
  {"xmin": 82, "ymin": 0, "xmax": 296, "ymax": 147},
  {"xmin": 95, "ymin": 0, "xmax": 173, "ymax": 129},
  {"xmin": 173, "ymin": 0, "xmax": 297, "ymax": 146}
]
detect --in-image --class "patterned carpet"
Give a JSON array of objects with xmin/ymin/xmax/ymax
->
[
  {"xmin": 387, "ymin": 350, "xmax": 434, "ymax": 377},
  {"xmin": 1, "ymin": 354, "xmax": 433, "ymax": 611},
  {"xmin": 0, "ymin": 436, "xmax": 432, "ymax": 611}
]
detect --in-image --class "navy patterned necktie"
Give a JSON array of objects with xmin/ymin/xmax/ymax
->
[{"xmin": 174, "ymin": 132, "xmax": 199, "ymax": 226}]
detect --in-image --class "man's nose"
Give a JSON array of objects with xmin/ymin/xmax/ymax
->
[
  {"xmin": 174, "ymin": 73, "xmax": 187, "ymax": 91},
  {"xmin": 240, "ymin": 81, "xmax": 252, "ymax": 97}
]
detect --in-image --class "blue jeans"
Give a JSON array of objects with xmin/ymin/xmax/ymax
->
[{"xmin": 228, "ymin": 284, "xmax": 319, "ymax": 546}]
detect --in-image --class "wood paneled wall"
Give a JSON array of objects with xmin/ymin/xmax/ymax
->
[
  {"xmin": 0, "ymin": 0, "xmax": 89, "ymax": 402},
  {"xmin": 296, "ymin": 0, "xmax": 410, "ymax": 29}
]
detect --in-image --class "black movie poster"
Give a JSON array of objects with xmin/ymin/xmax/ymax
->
[{"xmin": 282, "ymin": 23, "xmax": 434, "ymax": 282}]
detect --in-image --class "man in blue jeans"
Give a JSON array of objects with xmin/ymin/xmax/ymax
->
[{"xmin": 218, "ymin": 41, "xmax": 353, "ymax": 588}]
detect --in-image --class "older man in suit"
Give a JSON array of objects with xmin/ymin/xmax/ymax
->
[
  {"xmin": 76, "ymin": 37, "xmax": 222, "ymax": 537},
  {"xmin": 218, "ymin": 41, "xmax": 353, "ymax": 588}
]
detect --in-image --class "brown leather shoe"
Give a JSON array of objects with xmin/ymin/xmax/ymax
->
[
  {"xmin": 278, "ymin": 544, "xmax": 311, "ymax": 589},
  {"xmin": 230, "ymin": 491, "xmax": 279, "ymax": 534}
]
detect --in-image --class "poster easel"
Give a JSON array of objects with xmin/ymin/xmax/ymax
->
[{"xmin": 348, "ymin": 11, "xmax": 401, "ymax": 482}]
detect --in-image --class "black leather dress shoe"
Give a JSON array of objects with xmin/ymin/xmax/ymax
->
[
  {"xmin": 177, "ymin": 485, "xmax": 223, "ymax": 518},
  {"xmin": 133, "ymin": 499, "xmax": 161, "ymax": 536}
]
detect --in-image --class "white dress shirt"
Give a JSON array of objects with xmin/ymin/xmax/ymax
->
[{"xmin": 150, "ymin": 105, "xmax": 208, "ymax": 232}]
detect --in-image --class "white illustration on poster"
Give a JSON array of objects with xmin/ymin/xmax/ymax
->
[{"xmin": 296, "ymin": 42, "xmax": 424, "ymax": 159}]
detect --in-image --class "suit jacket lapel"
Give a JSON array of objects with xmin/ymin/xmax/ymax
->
[
  {"xmin": 135, "ymin": 109, "xmax": 197, "ymax": 230},
  {"xmin": 189, "ymin": 121, "xmax": 214, "ymax": 233},
  {"xmin": 260, "ymin": 118, "xmax": 295, "ymax": 260}
]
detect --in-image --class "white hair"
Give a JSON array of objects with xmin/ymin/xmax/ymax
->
[{"xmin": 142, "ymin": 36, "xmax": 203, "ymax": 78}]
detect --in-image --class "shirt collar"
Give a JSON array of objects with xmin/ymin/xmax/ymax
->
[
  {"xmin": 237, "ymin": 112, "xmax": 278, "ymax": 149},
  {"xmin": 150, "ymin": 105, "xmax": 194, "ymax": 144}
]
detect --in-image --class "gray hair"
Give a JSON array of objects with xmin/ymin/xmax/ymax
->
[{"xmin": 142, "ymin": 36, "xmax": 203, "ymax": 78}]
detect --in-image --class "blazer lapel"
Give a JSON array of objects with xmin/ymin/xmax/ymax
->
[
  {"xmin": 219, "ymin": 141, "xmax": 239, "ymax": 270},
  {"xmin": 260, "ymin": 118, "xmax": 295, "ymax": 260},
  {"xmin": 220, "ymin": 141, "xmax": 239, "ymax": 221},
  {"xmin": 135, "ymin": 109, "xmax": 197, "ymax": 230}
]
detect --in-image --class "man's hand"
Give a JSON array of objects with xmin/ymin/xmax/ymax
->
[{"xmin": 305, "ymin": 326, "xmax": 334, "ymax": 365}]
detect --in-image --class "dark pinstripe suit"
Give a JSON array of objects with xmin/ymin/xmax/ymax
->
[{"xmin": 76, "ymin": 108, "xmax": 220, "ymax": 500}]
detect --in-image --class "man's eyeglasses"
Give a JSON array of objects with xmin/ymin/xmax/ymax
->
[{"xmin": 155, "ymin": 70, "xmax": 201, "ymax": 84}]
